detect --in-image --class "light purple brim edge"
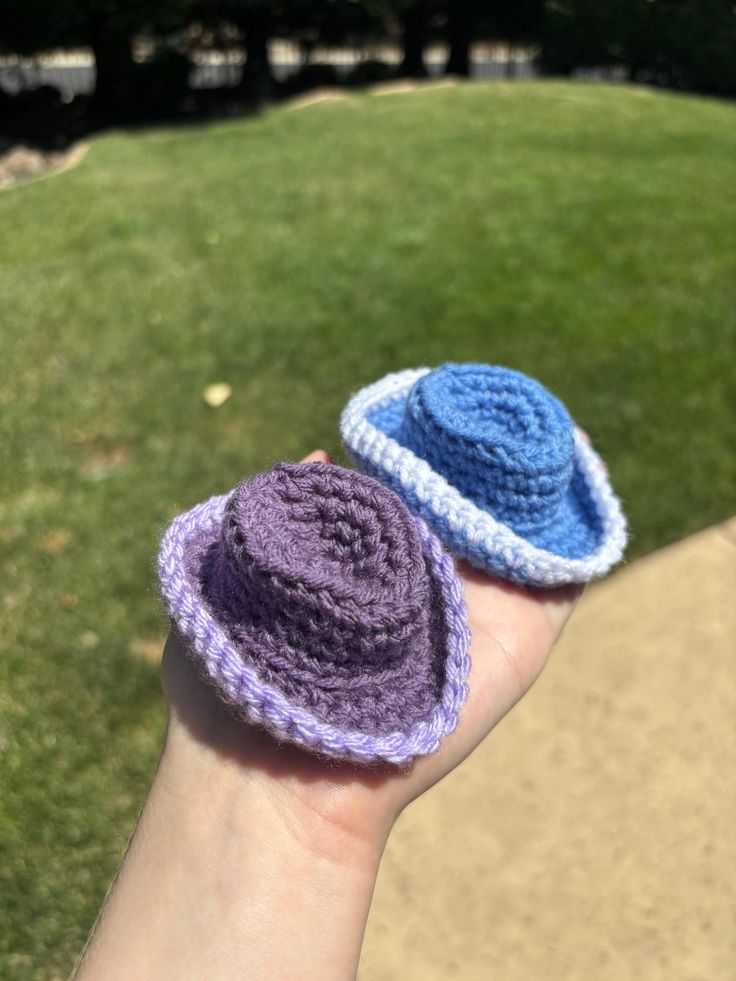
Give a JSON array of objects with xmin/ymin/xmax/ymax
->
[{"xmin": 158, "ymin": 493, "xmax": 471, "ymax": 765}]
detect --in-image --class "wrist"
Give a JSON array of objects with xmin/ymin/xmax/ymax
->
[
  {"xmin": 156, "ymin": 736, "xmax": 387, "ymax": 981},
  {"xmin": 159, "ymin": 720, "xmax": 393, "ymax": 872},
  {"xmin": 78, "ymin": 725, "xmax": 389, "ymax": 981}
]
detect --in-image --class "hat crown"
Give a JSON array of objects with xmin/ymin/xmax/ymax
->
[
  {"xmin": 206, "ymin": 463, "xmax": 431, "ymax": 669},
  {"xmin": 400, "ymin": 364, "xmax": 575, "ymax": 534}
]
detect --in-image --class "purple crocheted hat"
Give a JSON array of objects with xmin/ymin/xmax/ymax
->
[{"xmin": 158, "ymin": 462, "xmax": 470, "ymax": 765}]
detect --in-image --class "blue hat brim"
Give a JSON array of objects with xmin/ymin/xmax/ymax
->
[{"xmin": 341, "ymin": 368, "xmax": 627, "ymax": 587}]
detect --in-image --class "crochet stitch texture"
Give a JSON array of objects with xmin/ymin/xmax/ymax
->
[
  {"xmin": 340, "ymin": 364, "xmax": 627, "ymax": 587},
  {"xmin": 158, "ymin": 462, "xmax": 470, "ymax": 764}
]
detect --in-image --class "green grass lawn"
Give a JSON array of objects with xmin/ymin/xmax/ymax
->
[{"xmin": 1, "ymin": 80, "xmax": 735, "ymax": 977}]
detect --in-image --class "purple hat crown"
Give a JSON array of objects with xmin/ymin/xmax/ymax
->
[{"xmin": 190, "ymin": 463, "xmax": 452, "ymax": 736}]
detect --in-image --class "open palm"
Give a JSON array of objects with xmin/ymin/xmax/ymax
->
[{"xmin": 162, "ymin": 450, "xmax": 581, "ymax": 842}]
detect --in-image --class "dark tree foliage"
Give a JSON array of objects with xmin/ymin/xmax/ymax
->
[
  {"xmin": 0, "ymin": 0, "xmax": 732, "ymax": 140},
  {"xmin": 658, "ymin": 0, "xmax": 736, "ymax": 95},
  {"xmin": 540, "ymin": 0, "xmax": 736, "ymax": 96},
  {"xmin": 441, "ymin": 1, "xmax": 545, "ymax": 77},
  {"xmin": 0, "ymin": 0, "xmax": 193, "ymax": 119},
  {"xmin": 493, "ymin": 0, "xmax": 544, "ymax": 47},
  {"xmin": 445, "ymin": 0, "xmax": 478, "ymax": 75},
  {"xmin": 398, "ymin": 1, "xmax": 432, "ymax": 77},
  {"xmin": 188, "ymin": 1, "xmax": 391, "ymax": 100}
]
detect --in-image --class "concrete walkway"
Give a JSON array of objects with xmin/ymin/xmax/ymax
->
[{"xmin": 360, "ymin": 519, "xmax": 736, "ymax": 980}]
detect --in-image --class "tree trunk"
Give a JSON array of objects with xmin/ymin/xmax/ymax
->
[
  {"xmin": 445, "ymin": 2, "xmax": 473, "ymax": 76},
  {"xmin": 240, "ymin": 10, "xmax": 274, "ymax": 103},
  {"xmin": 399, "ymin": 3, "xmax": 429, "ymax": 78},
  {"xmin": 88, "ymin": 15, "xmax": 137, "ymax": 121},
  {"xmin": 505, "ymin": 44, "xmax": 515, "ymax": 78}
]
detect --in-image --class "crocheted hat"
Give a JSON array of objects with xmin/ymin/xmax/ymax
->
[
  {"xmin": 340, "ymin": 364, "xmax": 627, "ymax": 587},
  {"xmin": 158, "ymin": 462, "xmax": 470, "ymax": 765}
]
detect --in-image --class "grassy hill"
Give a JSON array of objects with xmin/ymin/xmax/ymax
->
[{"xmin": 1, "ymin": 80, "xmax": 734, "ymax": 977}]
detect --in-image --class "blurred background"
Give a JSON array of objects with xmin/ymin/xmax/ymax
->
[
  {"xmin": 1, "ymin": 2, "xmax": 734, "ymax": 979},
  {"xmin": 2, "ymin": 0, "xmax": 736, "ymax": 147}
]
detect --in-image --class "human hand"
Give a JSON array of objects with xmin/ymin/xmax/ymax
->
[
  {"xmin": 76, "ymin": 450, "xmax": 581, "ymax": 981},
  {"xmin": 161, "ymin": 450, "xmax": 581, "ymax": 851}
]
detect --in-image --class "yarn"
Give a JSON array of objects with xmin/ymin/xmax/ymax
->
[
  {"xmin": 340, "ymin": 364, "xmax": 627, "ymax": 587},
  {"xmin": 158, "ymin": 462, "xmax": 471, "ymax": 764},
  {"xmin": 401, "ymin": 365, "xmax": 575, "ymax": 535}
]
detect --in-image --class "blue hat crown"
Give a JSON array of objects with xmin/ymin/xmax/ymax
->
[{"xmin": 399, "ymin": 364, "xmax": 575, "ymax": 535}]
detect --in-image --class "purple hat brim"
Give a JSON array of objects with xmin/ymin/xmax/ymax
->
[{"xmin": 158, "ymin": 492, "xmax": 471, "ymax": 765}]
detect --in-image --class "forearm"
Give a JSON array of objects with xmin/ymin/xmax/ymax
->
[{"xmin": 75, "ymin": 732, "xmax": 388, "ymax": 981}]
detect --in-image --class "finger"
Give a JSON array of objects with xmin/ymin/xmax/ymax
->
[{"xmin": 299, "ymin": 449, "xmax": 333, "ymax": 464}]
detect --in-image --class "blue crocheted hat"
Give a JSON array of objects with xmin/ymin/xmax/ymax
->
[{"xmin": 340, "ymin": 364, "xmax": 627, "ymax": 587}]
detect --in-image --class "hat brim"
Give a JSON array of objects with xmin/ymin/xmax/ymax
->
[
  {"xmin": 341, "ymin": 368, "xmax": 627, "ymax": 587},
  {"xmin": 158, "ymin": 491, "xmax": 471, "ymax": 765}
]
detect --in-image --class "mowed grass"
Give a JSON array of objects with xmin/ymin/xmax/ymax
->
[{"xmin": 1, "ymin": 80, "xmax": 735, "ymax": 977}]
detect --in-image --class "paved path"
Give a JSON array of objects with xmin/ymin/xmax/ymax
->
[{"xmin": 361, "ymin": 519, "xmax": 736, "ymax": 980}]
